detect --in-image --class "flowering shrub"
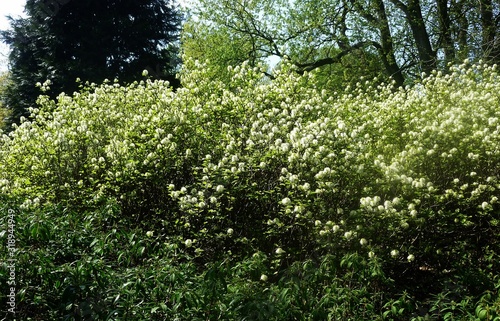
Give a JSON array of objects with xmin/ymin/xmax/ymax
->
[{"xmin": 0, "ymin": 59, "xmax": 499, "ymax": 318}]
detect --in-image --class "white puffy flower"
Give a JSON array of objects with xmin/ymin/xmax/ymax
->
[
  {"xmin": 390, "ymin": 249, "xmax": 399, "ymax": 257},
  {"xmin": 281, "ymin": 197, "xmax": 291, "ymax": 205},
  {"xmin": 227, "ymin": 228, "xmax": 234, "ymax": 235},
  {"xmin": 185, "ymin": 239, "xmax": 193, "ymax": 247},
  {"xmin": 332, "ymin": 225, "xmax": 340, "ymax": 233},
  {"xmin": 407, "ymin": 254, "xmax": 415, "ymax": 262},
  {"xmin": 359, "ymin": 238, "xmax": 368, "ymax": 246},
  {"xmin": 275, "ymin": 248, "xmax": 285, "ymax": 255},
  {"xmin": 216, "ymin": 185, "xmax": 225, "ymax": 193},
  {"xmin": 260, "ymin": 274, "xmax": 268, "ymax": 281}
]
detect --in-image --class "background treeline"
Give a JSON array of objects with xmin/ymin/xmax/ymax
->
[
  {"xmin": 183, "ymin": 0, "xmax": 500, "ymax": 88},
  {"xmin": 2, "ymin": 0, "xmax": 500, "ymax": 129}
]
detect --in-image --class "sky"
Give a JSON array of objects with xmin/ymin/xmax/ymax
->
[{"xmin": 0, "ymin": 0, "xmax": 26, "ymax": 71}]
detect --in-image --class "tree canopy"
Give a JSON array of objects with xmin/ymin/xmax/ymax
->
[
  {"xmin": 1, "ymin": 0, "xmax": 182, "ymax": 129},
  {"xmin": 183, "ymin": 0, "xmax": 500, "ymax": 89}
]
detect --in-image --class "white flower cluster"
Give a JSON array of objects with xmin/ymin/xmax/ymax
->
[{"xmin": 0, "ymin": 59, "xmax": 498, "ymax": 263}]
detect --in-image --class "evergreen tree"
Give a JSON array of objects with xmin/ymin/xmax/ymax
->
[{"xmin": 1, "ymin": 0, "xmax": 182, "ymax": 128}]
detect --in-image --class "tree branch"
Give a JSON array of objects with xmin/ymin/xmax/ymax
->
[
  {"xmin": 388, "ymin": 0, "xmax": 408, "ymax": 14},
  {"xmin": 293, "ymin": 41, "xmax": 379, "ymax": 73}
]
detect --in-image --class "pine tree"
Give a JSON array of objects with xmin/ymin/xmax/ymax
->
[{"xmin": 1, "ymin": 0, "xmax": 182, "ymax": 129}]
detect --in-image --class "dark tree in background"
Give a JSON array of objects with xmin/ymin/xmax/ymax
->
[{"xmin": 1, "ymin": 0, "xmax": 182, "ymax": 129}]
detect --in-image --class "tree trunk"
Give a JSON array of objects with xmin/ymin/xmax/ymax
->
[
  {"xmin": 406, "ymin": 0, "xmax": 437, "ymax": 74},
  {"xmin": 437, "ymin": 0, "xmax": 455, "ymax": 66},
  {"xmin": 379, "ymin": 0, "xmax": 405, "ymax": 85},
  {"xmin": 349, "ymin": 0, "xmax": 405, "ymax": 85},
  {"xmin": 452, "ymin": 0, "xmax": 469, "ymax": 61},
  {"xmin": 479, "ymin": 0, "xmax": 500, "ymax": 63}
]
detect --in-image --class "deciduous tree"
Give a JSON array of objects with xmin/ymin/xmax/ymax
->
[{"xmin": 185, "ymin": 0, "xmax": 500, "ymax": 88}]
